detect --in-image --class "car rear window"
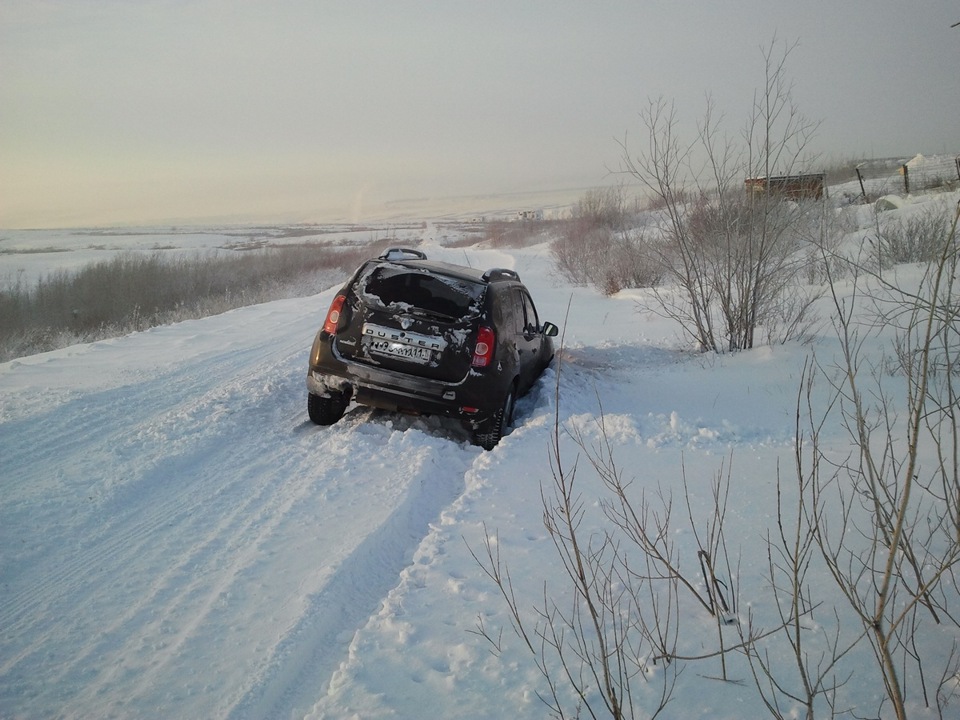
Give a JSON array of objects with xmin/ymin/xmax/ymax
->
[{"xmin": 357, "ymin": 265, "xmax": 486, "ymax": 320}]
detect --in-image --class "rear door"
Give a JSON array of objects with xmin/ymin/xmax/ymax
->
[{"xmin": 335, "ymin": 263, "xmax": 485, "ymax": 382}]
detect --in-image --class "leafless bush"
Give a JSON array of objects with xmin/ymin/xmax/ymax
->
[
  {"xmin": 551, "ymin": 186, "xmax": 661, "ymax": 295},
  {"xmin": 575, "ymin": 186, "xmax": 629, "ymax": 230},
  {"xmin": 550, "ymin": 222, "xmax": 660, "ymax": 295},
  {"xmin": 876, "ymin": 200, "xmax": 954, "ymax": 266},
  {"xmin": 640, "ymin": 188, "xmax": 691, "ymax": 212},
  {"xmin": 618, "ymin": 39, "xmax": 823, "ymax": 352},
  {"xmin": 602, "ymin": 232, "xmax": 663, "ymax": 295},
  {"xmin": 484, "ymin": 219, "xmax": 556, "ymax": 248},
  {"xmin": 439, "ymin": 233, "xmax": 484, "ymax": 249},
  {"xmin": 469, "ymin": 316, "xmax": 751, "ymax": 717},
  {"xmin": 470, "ymin": 402, "xmax": 751, "ymax": 719},
  {"xmin": 550, "ymin": 218, "xmax": 609, "ymax": 286},
  {"xmin": 0, "ymin": 241, "xmax": 390, "ymax": 361},
  {"xmin": 800, "ymin": 199, "xmax": 960, "ymax": 720},
  {"xmin": 474, "ymin": 201, "xmax": 960, "ymax": 719}
]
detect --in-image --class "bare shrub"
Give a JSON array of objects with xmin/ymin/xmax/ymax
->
[
  {"xmin": 618, "ymin": 39, "xmax": 823, "ymax": 352},
  {"xmin": 640, "ymin": 188, "xmax": 690, "ymax": 212},
  {"xmin": 474, "ymin": 201, "xmax": 960, "ymax": 719},
  {"xmin": 575, "ymin": 186, "xmax": 629, "ymax": 230},
  {"xmin": 800, "ymin": 199, "xmax": 960, "ymax": 719},
  {"xmin": 0, "ymin": 241, "xmax": 391, "ymax": 361},
  {"xmin": 551, "ymin": 185, "xmax": 660, "ymax": 295},
  {"xmin": 550, "ymin": 218, "xmax": 608, "ymax": 286},
  {"xmin": 601, "ymin": 232, "xmax": 662, "ymax": 295},
  {"xmin": 440, "ymin": 234, "xmax": 484, "ymax": 249},
  {"xmin": 550, "ymin": 222, "xmax": 660, "ymax": 295},
  {"xmin": 484, "ymin": 219, "xmax": 556, "ymax": 249},
  {"xmin": 471, "ymin": 403, "xmax": 749, "ymax": 719},
  {"xmin": 877, "ymin": 200, "xmax": 954, "ymax": 266}
]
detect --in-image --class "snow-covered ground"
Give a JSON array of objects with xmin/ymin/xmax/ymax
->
[
  {"xmin": 2, "ymin": 192, "xmax": 959, "ymax": 719},
  {"xmin": 0, "ymin": 223, "xmax": 429, "ymax": 286}
]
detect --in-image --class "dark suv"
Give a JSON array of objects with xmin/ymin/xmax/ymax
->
[{"xmin": 306, "ymin": 248, "xmax": 558, "ymax": 449}]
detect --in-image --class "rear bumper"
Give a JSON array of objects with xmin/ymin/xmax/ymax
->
[
  {"xmin": 307, "ymin": 366, "xmax": 492, "ymax": 418},
  {"xmin": 308, "ymin": 338, "xmax": 508, "ymax": 415},
  {"xmin": 307, "ymin": 331, "xmax": 509, "ymax": 418}
]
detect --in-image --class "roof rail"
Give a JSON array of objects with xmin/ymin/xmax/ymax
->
[
  {"xmin": 482, "ymin": 268, "xmax": 520, "ymax": 282},
  {"xmin": 379, "ymin": 247, "xmax": 427, "ymax": 261}
]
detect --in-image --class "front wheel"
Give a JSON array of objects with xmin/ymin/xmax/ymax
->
[
  {"xmin": 308, "ymin": 391, "xmax": 348, "ymax": 426},
  {"xmin": 472, "ymin": 384, "xmax": 516, "ymax": 451}
]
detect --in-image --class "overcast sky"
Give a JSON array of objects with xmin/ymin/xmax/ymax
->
[{"xmin": 1, "ymin": 1, "xmax": 958, "ymax": 228}]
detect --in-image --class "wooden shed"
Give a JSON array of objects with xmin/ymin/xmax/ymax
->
[{"xmin": 744, "ymin": 173, "xmax": 825, "ymax": 200}]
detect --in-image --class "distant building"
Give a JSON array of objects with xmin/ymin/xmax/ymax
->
[
  {"xmin": 744, "ymin": 173, "xmax": 825, "ymax": 200},
  {"xmin": 517, "ymin": 209, "xmax": 544, "ymax": 221}
]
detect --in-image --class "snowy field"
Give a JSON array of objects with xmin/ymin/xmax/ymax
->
[
  {"xmin": 0, "ymin": 223, "xmax": 429, "ymax": 286},
  {"xmin": 2, "ymin": 190, "xmax": 959, "ymax": 719}
]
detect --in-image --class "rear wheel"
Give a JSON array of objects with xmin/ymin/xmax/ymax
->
[
  {"xmin": 473, "ymin": 383, "xmax": 516, "ymax": 451},
  {"xmin": 308, "ymin": 391, "xmax": 348, "ymax": 426}
]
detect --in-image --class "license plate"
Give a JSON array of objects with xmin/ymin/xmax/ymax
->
[{"xmin": 369, "ymin": 339, "xmax": 433, "ymax": 364}]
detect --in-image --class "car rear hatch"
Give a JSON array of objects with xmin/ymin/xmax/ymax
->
[{"xmin": 334, "ymin": 262, "xmax": 485, "ymax": 383}]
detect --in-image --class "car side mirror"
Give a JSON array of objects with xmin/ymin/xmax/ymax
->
[{"xmin": 541, "ymin": 321, "xmax": 559, "ymax": 337}]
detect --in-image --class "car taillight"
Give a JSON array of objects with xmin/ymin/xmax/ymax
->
[
  {"xmin": 322, "ymin": 294, "xmax": 347, "ymax": 335},
  {"xmin": 471, "ymin": 325, "xmax": 495, "ymax": 367}
]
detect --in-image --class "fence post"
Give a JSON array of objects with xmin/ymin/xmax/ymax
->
[
  {"xmin": 902, "ymin": 164, "xmax": 910, "ymax": 194},
  {"xmin": 856, "ymin": 166, "xmax": 866, "ymax": 199}
]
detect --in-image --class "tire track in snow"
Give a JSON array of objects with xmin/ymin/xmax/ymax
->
[
  {"xmin": 0, "ymin": 339, "xmax": 480, "ymax": 719},
  {"xmin": 0, "ymin": 342, "xmax": 331, "ymax": 717},
  {"xmin": 65, "ymin": 442, "xmax": 326, "ymax": 711},
  {"xmin": 225, "ymin": 427, "xmax": 475, "ymax": 720},
  {"xmin": 227, "ymin": 373, "xmax": 557, "ymax": 720},
  {"xmin": 0, "ymin": 348, "xmax": 303, "ymax": 639},
  {"xmin": 0, "ymin": 293, "xmax": 532, "ymax": 718}
]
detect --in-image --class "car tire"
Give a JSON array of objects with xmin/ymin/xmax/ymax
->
[
  {"xmin": 473, "ymin": 383, "xmax": 516, "ymax": 451},
  {"xmin": 308, "ymin": 391, "xmax": 348, "ymax": 426}
]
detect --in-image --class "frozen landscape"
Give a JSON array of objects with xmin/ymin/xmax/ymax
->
[{"xmin": 2, "ymin": 187, "xmax": 960, "ymax": 719}]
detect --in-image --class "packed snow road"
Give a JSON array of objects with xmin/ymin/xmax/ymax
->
[
  {"xmin": 1, "ymin": 239, "xmax": 811, "ymax": 719},
  {"xmin": 1, "ymin": 241, "xmax": 601, "ymax": 719},
  {"xmin": 0, "ymin": 277, "xmax": 497, "ymax": 718}
]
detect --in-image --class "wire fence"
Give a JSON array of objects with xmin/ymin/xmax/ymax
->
[{"xmin": 854, "ymin": 154, "xmax": 960, "ymax": 199}]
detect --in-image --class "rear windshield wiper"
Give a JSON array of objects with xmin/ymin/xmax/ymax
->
[{"xmin": 409, "ymin": 307, "xmax": 459, "ymax": 322}]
